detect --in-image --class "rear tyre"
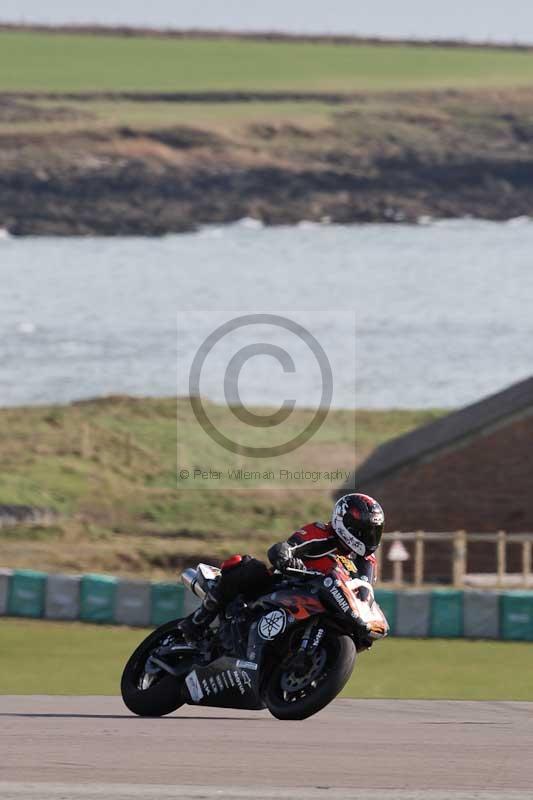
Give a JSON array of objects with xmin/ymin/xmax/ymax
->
[
  {"xmin": 121, "ymin": 619, "xmax": 192, "ymax": 717},
  {"xmin": 264, "ymin": 633, "xmax": 355, "ymax": 721}
]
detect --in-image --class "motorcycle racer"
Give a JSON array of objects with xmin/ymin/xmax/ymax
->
[
  {"xmin": 268, "ymin": 492, "xmax": 383, "ymax": 582},
  {"xmin": 178, "ymin": 492, "xmax": 386, "ymax": 644}
]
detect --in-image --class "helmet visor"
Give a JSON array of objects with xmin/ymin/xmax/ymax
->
[
  {"xmin": 364, "ymin": 523, "xmax": 383, "ymax": 554},
  {"xmin": 344, "ymin": 515, "xmax": 383, "ymax": 554}
]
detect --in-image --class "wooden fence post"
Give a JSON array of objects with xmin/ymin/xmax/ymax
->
[
  {"xmin": 497, "ymin": 530, "xmax": 507, "ymax": 588},
  {"xmin": 522, "ymin": 539, "xmax": 531, "ymax": 587},
  {"xmin": 414, "ymin": 531, "xmax": 425, "ymax": 587},
  {"xmin": 388, "ymin": 536, "xmax": 409, "ymax": 587},
  {"xmin": 453, "ymin": 530, "xmax": 467, "ymax": 587}
]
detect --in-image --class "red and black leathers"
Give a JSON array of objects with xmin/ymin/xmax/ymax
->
[{"xmin": 268, "ymin": 521, "xmax": 377, "ymax": 583}]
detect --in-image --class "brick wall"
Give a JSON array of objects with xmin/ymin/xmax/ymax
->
[{"xmin": 362, "ymin": 413, "xmax": 533, "ymax": 580}]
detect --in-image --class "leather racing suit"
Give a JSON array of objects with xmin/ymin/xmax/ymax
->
[{"xmin": 268, "ymin": 520, "xmax": 377, "ymax": 583}]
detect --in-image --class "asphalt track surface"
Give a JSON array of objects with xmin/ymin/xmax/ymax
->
[{"xmin": 1, "ymin": 696, "xmax": 532, "ymax": 800}]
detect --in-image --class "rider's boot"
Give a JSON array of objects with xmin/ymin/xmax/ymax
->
[{"xmin": 178, "ymin": 584, "xmax": 222, "ymax": 646}]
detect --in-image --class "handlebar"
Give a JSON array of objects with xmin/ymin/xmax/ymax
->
[{"xmin": 276, "ymin": 566, "xmax": 324, "ymax": 578}]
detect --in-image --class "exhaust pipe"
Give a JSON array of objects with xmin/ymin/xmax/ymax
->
[{"xmin": 181, "ymin": 567, "xmax": 206, "ymax": 599}]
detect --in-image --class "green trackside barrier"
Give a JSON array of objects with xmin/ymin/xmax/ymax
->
[
  {"xmin": 430, "ymin": 589, "xmax": 464, "ymax": 638},
  {"xmin": 375, "ymin": 588, "xmax": 397, "ymax": 635},
  {"xmin": 150, "ymin": 582, "xmax": 185, "ymax": 626},
  {"xmin": 501, "ymin": 591, "xmax": 533, "ymax": 641},
  {"xmin": 80, "ymin": 574, "xmax": 118, "ymax": 624},
  {"xmin": 7, "ymin": 569, "xmax": 47, "ymax": 618}
]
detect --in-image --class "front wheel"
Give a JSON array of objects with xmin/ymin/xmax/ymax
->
[
  {"xmin": 121, "ymin": 619, "xmax": 193, "ymax": 717},
  {"xmin": 264, "ymin": 632, "xmax": 355, "ymax": 720}
]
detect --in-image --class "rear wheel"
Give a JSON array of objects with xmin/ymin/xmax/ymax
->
[
  {"xmin": 121, "ymin": 620, "xmax": 194, "ymax": 717},
  {"xmin": 264, "ymin": 631, "xmax": 355, "ymax": 721}
]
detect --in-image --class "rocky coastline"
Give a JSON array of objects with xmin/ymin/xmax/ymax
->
[{"xmin": 2, "ymin": 89, "xmax": 533, "ymax": 236}]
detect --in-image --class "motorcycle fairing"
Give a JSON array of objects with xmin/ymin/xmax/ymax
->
[
  {"xmin": 242, "ymin": 589, "xmax": 327, "ymax": 665},
  {"xmin": 251, "ymin": 589, "xmax": 326, "ymax": 621},
  {"xmin": 184, "ymin": 656, "xmax": 265, "ymax": 710},
  {"xmin": 182, "ymin": 583, "xmax": 342, "ymax": 711}
]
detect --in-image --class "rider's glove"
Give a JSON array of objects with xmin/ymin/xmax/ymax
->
[
  {"xmin": 267, "ymin": 542, "xmax": 306, "ymax": 572},
  {"xmin": 366, "ymin": 619, "xmax": 388, "ymax": 638},
  {"xmin": 353, "ymin": 617, "xmax": 387, "ymax": 640},
  {"xmin": 287, "ymin": 557, "xmax": 306, "ymax": 571}
]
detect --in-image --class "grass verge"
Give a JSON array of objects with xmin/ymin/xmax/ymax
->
[
  {"xmin": 0, "ymin": 619, "xmax": 530, "ymax": 700},
  {"xmin": 3, "ymin": 32, "xmax": 533, "ymax": 93},
  {"xmin": 344, "ymin": 637, "xmax": 533, "ymax": 701}
]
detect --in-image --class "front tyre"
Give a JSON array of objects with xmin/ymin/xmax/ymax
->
[
  {"xmin": 264, "ymin": 633, "xmax": 355, "ymax": 721},
  {"xmin": 121, "ymin": 619, "xmax": 192, "ymax": 717}
]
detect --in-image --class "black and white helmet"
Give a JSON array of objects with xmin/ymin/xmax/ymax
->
[{"xmin": 331, "ymin": 493, "xmax": 385, "ymax": 556}]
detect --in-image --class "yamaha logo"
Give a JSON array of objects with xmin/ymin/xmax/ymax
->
[{"xmin": 258, "ymin": 609, "xmax": 287, "ymax": 640}]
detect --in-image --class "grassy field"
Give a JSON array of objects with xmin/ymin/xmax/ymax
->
[
  {"xmin": 0, "ymin": 619, "xmax": 530, "ymax": 700},
  {"xmin": 2, "ymin": 31, "xmax": 533, "ymax": 93},
  {"xmin": 0, "ymin": 397, "xmax": 442, "ymax": 577},
  {"xmin": 0, "ymin": 97, "xmax": 337, "ymax": 138}
]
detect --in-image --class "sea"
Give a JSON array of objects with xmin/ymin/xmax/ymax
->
[{"xmin": 1, "ymin": 219, "xmax": 532, "ymax": 409}]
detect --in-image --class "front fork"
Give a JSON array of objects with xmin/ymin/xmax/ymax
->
[{"xmin": 288, "ymin": 620, "xmax": 326, "ymax": 670}]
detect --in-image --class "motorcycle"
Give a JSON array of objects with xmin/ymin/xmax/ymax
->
[{"xmin": 121, "ymin": 560, "xmax": 389, "ymax": 721}]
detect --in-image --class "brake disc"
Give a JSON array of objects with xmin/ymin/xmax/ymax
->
[{"xmin": 280, "ymin": 647, "xmax": 327, "ymax": 692}]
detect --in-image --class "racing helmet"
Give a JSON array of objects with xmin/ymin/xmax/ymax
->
[{"xmin": 331, "ymin": 493, "xmax": 385, "ymax": 556}]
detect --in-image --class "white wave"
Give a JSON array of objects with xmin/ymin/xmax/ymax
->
[
  {"xmin": 236, "ymin": 217, "xmax": 264, "ymax": 230},
  {"xmin": 297, "ymin": 220, "xmax": 321, "ymax": 230},
  {"xmin": 506, "ymin": 216, "xmax": 532, "ymax": 226}
]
